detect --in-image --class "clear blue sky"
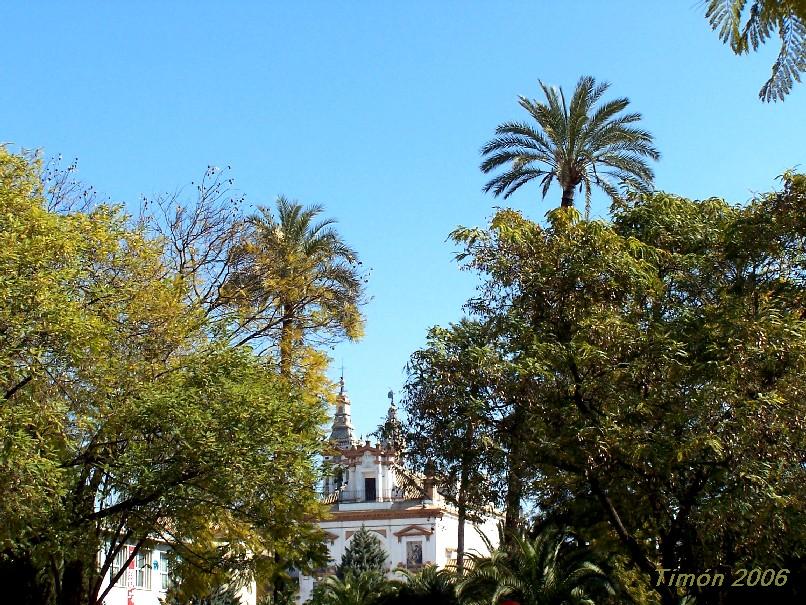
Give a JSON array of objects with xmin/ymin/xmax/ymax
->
[{"xmin": 2, "ymin": 2, "xmax": 803, "ymax": 437}]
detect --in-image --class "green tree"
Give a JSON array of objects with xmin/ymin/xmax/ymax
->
[
  {"xmin": 402, "ymin": 320, "xmax": 503, "ymax": 573},
  {"xmin": 705, "ymin": 0, "xmax": 806, "ymax": 101},
  {"xmin": 480, "ymin": 76, "xmax": 659, "ymax": 216},
  {"xmin": 0, "ymin": 148, "xmax": 331, "ymax": 605},
  {"xmin": 458, "ymin": 525, "xmax": 613, "ymax": 605},
  {"xmin": 150, "ymin": 184, "xmax": 365, "ymax": 603},
  {"xmin": 450, "ymin": 175, "xmax": 806, "ymax": 605},
  {"xmin": 227, "ymin": 196, "xmax": 365, "ymax": 376},
  {"xmin": 336, "ymin": 527, "xmax": 388, "ymax": 580}
]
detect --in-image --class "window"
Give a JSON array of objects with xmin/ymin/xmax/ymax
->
[
  {"xmin": 110, "ymin": 547, "xmax": 127, "ymax": 587},
  {"xmin": 406, "ymin": 541, "xmax": 423, "ymax": 566},
  {"xmin": 136, "ymin": 550, "xmax": 152, "ymax": 589},
  {"xmin": 159, "ymin": 551, "xmax": 170, "ymax": 590}
]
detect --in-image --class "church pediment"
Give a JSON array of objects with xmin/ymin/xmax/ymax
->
[{"xmin": 393, "ymin": 524, "xmax": 433, "ymax": 542}]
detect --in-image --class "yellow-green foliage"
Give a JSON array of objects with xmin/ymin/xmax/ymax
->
[{"xmin": 0, "ymin": 148, "xmax": 336, "ymax": 604}]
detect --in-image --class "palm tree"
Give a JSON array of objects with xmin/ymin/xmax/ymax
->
[
  {"xmin": 457, "ymin": 525, "xmax": 613, "ymax": 605},
  {"xmin": 227, "ymin": 196, "xmax": 364, "ymax": 376},
  {"xmin": 480, "ymin": 76, "xmax": 659, "ymax": 217}
]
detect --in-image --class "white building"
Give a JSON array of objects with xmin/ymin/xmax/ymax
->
[
  {"xmin": 96, "ymin": 542, "xmax": 172, "ymax": 605},
  {"xmin": 298, "ymin": 380, "xmax": 498, "ymax": 603},
  {"xmin": 97, "ymin": 542, "xmax": 256, "ymax": 605}
]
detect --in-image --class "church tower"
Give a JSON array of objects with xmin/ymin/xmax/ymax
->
[
  {"xmin": 378, "ymin": 390, "xmax": 404, "ymax": 452},
  {"xmin": 329, "ymin": 377, "xmax": 356, "ymax": 450},
  {"xmin": 299, "ymin": 384, "xmax": 500, "ymax": 603}
]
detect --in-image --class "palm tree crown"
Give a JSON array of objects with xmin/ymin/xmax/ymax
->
[
  {"xmin": 480, "ymin": 75, "xmax": 660, "ymax": 216},
  {"xmin": 227, "ymin": 196, "xmax": 364, "ymax": 374}
]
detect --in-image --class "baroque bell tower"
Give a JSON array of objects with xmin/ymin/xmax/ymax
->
[{"xmin": 329, "ymin": 376, "xmax": 356, "ymax": 450}]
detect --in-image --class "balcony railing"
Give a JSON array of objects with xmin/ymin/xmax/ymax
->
[{"xmin": 319, "ymin": 488, "xmax": 422, "ymax": 504}]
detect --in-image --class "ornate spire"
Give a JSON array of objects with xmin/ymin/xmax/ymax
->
[
  {"xmin": 378, "ymin": 389, "xmax": 404, "ymax": 452},
  {"xmin": 329, "ymin": 376, "xmax": 355, "ymax": 450}
]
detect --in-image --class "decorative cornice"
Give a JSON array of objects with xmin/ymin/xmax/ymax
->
[
  {"xmin": 340, "ymin": 444, "xmax": 385, "ymax": 457},
  {"xmin": 322, "ymin": 508, "xmax": 444, "ymax": 522}
]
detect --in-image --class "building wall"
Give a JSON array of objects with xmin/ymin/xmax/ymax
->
[
  {"xmin": 98, "ymin": 544, "xmax": 172, "ymax": 605},
  {"xmin": 98, "ymin": 543, "xmax": 256, "ymax": 605},
  {"xmin": 301, "ymin": 429, "xmax": 500, "ymax": 603},
  {"xmin": 433, "ymin": 511, "xmax": 500, "ymax": 568},
  {"xmin": 298, "ymin": 512, "xmax": 499, "ymax": 603}
]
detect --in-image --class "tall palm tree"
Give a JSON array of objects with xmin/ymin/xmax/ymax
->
[
  {"xmin": 227, "ymin": 196, "xmax": 364, "ymax": 376},
  {"xmin": 226, "ymin": 197, "xmax": 365, "ymax": 603},
  {"xmin": 480, "ymin": 76, "xmax": 660, "ymax": 217},
  {"xmin": 457, "ymin": 525, "xmax": 613, "ymax": 605}
]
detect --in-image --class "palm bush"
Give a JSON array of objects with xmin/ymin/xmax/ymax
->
[
  {"xmin": 309, "ymin": 571, "xmax": 396, "ymax": 605},
  {"xmin": 379, "ymin": 565, "xmax": 459, "ymax": 605},
  {"xmin": 457, "ymin": 525, "xmax": 613, "ymax": 605}
]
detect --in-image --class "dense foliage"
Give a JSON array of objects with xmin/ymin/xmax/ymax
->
[
  {"xmin": 0, "ymin": 148, "xmax": 362, "ymax": 605},
  {"xmin": 404, "ymin": 174, "xmax": 806, "ymax": 604},
  {"xmin": 402, "ymin": 319, "xmax": 502, "ymax": 572}
]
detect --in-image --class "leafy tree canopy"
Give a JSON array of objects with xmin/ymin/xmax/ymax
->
[
  {"xmin": 450, "ymin": 173, "xmax": 806, "ymax": 605},
  {"xmin": 0, "ymin": 148, "xmax": 337, "ymax": 605}
]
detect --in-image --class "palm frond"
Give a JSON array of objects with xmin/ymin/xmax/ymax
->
[
  {"xmin": 706, "ymin": 0, "xmax": 748, "ymax": 48},
  {"xmin": 760, "ymin": 13, "xmax": 806, "ymax": 101}
]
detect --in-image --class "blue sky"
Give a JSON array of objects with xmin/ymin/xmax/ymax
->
[{"xmin": 2, "ymin": 2, "xmax": 803, "ymax": 437}]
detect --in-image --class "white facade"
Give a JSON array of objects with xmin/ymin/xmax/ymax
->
[
  {"xmin": 97, "ymin": 543, "xmax": 172, "ymax": 605},
  {"xmin": 298, "ymin": 384, "xmax": 499, "ymax": 602},
  {"xmin": 97, "ymin": 542, "xmax": 256, "ymax": 605}
]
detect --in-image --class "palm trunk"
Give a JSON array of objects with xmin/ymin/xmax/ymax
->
[
  {"xmin": 456, "ymin": 424, "xmax": 475, "ymax": 576},
  {"xmin": 503, "ymin": 403, "xmax": 525, "ymax": 541},
  {"xmin": 561, "ymin": 184, "xmax": 575, "ymax": 208},
  {"xmin": 274, "ymin": 305, "xmax": 293, "ymax": 604},
  {"xmin": 279, "ymin": 323, "xmax": 292, "ymax": 379}
]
